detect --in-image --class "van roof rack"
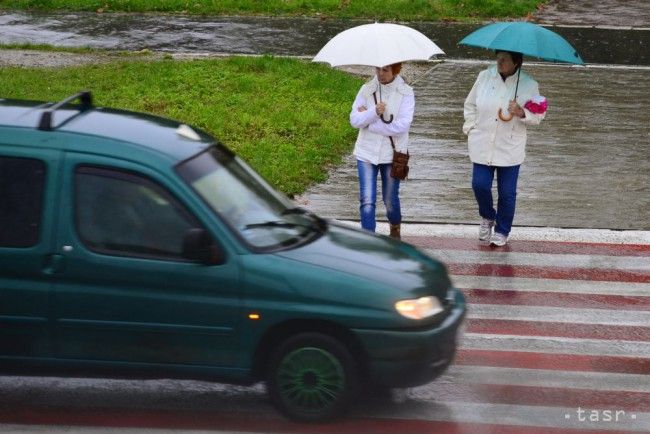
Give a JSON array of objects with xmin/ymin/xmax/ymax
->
[{"xmin": 38, "ymin": 90, "xmax": 93, "ymax": 131}]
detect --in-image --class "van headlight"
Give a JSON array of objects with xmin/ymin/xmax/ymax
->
[{"xmin": 395, "ymin": 296, "xmax": 444, "ymax": 320}]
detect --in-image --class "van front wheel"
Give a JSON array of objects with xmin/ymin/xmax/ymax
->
[{"xmin": 266, "ymin": 333, "xmax": 358, "ymax": 422}]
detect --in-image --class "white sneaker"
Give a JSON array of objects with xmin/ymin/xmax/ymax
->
[
  {"xmin": 490, "ymin": 232, "xmax": 508, "ymax": 247},
  {"xmin": 479, "ymin": 218, "xmax": 495, "ymax": 241}
]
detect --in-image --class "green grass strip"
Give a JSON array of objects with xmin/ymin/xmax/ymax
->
[
  {"xmin": 0, "ymin": 55, "xmax": 363, "ymax": 196},
  {"xmin": 1, "ymin": 0, "xmax": 545, "ymax": 22}
]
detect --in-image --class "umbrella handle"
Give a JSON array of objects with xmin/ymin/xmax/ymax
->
[
  {"xmin": 373, "ymin": 91, "xmax": 394, "ymax": 124},
  {"xmin": 497, "ymin": 67, "xmax": 522, "ymax": 122},
  {"xmin": 497, "ymin": 108, "xmax": 514, "ymax": 122}
]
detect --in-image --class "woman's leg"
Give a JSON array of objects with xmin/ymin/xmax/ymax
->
[
  {"xmin": 379, "ymin": 163, "xmax": 401, "ymax": 225},
  {"xmin": 494, "ymin": 165, "xmax": 520, "ymax": 236},
  {"xmin": 357, "ymin": 159, "xmax": 379, "ymax": 232},
  {"xmin": 472, "ymin": 163, "xmax": 496, "ymax": 221}
]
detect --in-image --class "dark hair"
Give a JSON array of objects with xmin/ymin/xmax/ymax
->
[
  {"xmin": 496, "ymin": 50, "xmax": 523, "ymax": 69},
  {"xmin": 390, "ymin": 63, "xmax": 402, "ymax": 75}
]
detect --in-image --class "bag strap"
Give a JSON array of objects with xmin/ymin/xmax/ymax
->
[{"xmin": 373, "ymin": 92, "xmax": 397, "ymax": 150}]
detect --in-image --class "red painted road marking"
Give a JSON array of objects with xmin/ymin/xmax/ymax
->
[
  {"xmin": 456, "ymin": 349, "xmax": 650, "ymax": 375},
  {"xmin": 403, "ymin": 236, "xmax": 650, "ymax": 256},
  {"xmin": 448, "ymin": 263, "xmax": 650, "ymax": 282},
  {"xmin": 465, "ymin": 318, "xmax": 650, "ymax": 341},
  {"xmin": 463, "ymin": 289, "xmax": 650, "ymax": 310}
]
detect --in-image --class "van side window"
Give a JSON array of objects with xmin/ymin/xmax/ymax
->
[
  {"xmin": 75, "ymin": 166, "xmax": 201, "ymax": 260},
  {"xmin": 0, "ymin": 156, "xmax": 45, "ymax": 247}
]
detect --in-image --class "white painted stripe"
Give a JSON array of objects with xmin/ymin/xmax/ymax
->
[
  {"xmin": 468, "ymin": 304, "xmax": 650, "ymax": 327},
  {"xmin": 425, "ymin": 248, "xmax": 650, "ymax": 272},
  {"xmin": 451, "ymin": 275, "xmax": 650, "ymax": 297},
  {"xmin": 461, "ymin": 333, "xmax": 650, "ymax": 358},
  {"xmin": 441, "ymin": 365, "xmax": 650, "ymax": 393},
  {"xmin": 369, "ymin": 400, "xmax": 650, "ymax": 432}
]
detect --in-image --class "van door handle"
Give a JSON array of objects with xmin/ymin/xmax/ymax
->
[{"xmin": 43, "ymin": 254, "xmax": 65, "ymax": 275}]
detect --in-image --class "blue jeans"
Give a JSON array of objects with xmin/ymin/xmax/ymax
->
[
  {"xmin": 357, "ymin": 159, "xmax": 401, "ymax": 232},
  {"xmin": 472, "ymin": 163, "xmax": 520, "ymax": 236}
]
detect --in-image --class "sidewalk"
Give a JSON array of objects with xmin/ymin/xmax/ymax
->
[
  {"xmin": 298, "ymin": 59, "xmax": 650, "ymax": 232},
  {"xmin": 1, "ymin": 1, "xmax": 648, "ymax": 234}
]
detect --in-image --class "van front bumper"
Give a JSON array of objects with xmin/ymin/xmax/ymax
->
[{"xmin": 353, "ymin": 288, "xmax": 466, "ymax": 388}]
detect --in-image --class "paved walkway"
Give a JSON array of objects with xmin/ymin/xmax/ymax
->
[
  {"xmin": 534, "ymin": 0, "xmax": 650, "ymax": 27},
  {"xmin": 298, "ymin": 60, "xmax": 650, "ymax": 232},
  {"xmin": 297, "ymin": 2, "xmax": 650, "ymax": 234}
]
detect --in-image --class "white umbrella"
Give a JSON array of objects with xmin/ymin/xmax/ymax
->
[{"xmin": 313, "ymin": 22, "xmax": 444, "ymax": 68}]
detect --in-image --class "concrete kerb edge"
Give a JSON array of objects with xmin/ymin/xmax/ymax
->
[{"xmin": 334, "ymin": 220, "xmax": 650, "ymax": 245}]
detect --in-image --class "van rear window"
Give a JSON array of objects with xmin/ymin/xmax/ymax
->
[{"xmin": 0, "ymin": 156, "xmax": 45, "ymax": 248}]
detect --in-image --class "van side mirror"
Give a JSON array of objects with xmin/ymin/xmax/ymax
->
[{"xmin": 182, "ymin": 228, "xmax": 224, "ymax": 265}]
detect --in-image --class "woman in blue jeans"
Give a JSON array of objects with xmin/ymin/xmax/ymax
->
[
  {"xmin": 463, "ymin": 51, "xmax": 546, "ymax": 246},
  {"xmin": 349, "ymin": 63, "xmax": 414, "ymax": 239}
]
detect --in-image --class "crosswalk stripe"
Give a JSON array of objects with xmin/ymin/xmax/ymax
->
[
  {"xmin": 461, "ymin": 333, "xmax": 650, "ymax": 358},
  {"xmin": 452, "ymin": 274, "xmax": 650, "ymax": 296},
  {"xmin": 467, "ymin": 303, "xmax": 650, "ymax": 326},
  {"xmin": 462, "ymin": 289, "xmax": 650, "ymax": 310},
  {"xmin": 464, "ymin": 318, "xmax": 650, "ymax": 341},
  {"xmin": 399, "ymin": 383, "xmax": 650, "ymax": 412},
  {"xmin": 441, "ymin": 365, "xmax": 650, "ymax": 392},
  {"xmin": 426, "ymin": 249, "xmax": 650, "ymax": 271},
  {"xmin": 448, "ymin": 262, "xmax": 650, "ymax": 282},
  {"xmin": 456, "ymin": 349, "xmax": 650, "ymax": 374}
]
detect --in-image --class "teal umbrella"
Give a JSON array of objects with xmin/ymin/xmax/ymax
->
[
  {"xmin": 459, "ymin": 21, "xmax": 584, "ymax": 65},
  {"xmin": 459, "ymin": 21, "xmax": 583, "ymax": 120}
]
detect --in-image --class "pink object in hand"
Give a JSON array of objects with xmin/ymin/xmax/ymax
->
[{"xmin": 523, "ymin": 95, "xmax": 548, "ymax": 114}]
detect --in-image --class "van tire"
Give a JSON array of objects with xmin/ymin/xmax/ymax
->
[{"xmin": 266, "ymin": 332, "xmax": 358, "ymax": 422}]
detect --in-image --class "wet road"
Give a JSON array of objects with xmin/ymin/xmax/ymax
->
[
  {"xmin": 0, "ymin": 11, "xmax": 649, "ymax": 65},
  {"xmin": 1, "ymin": 233, "xmax": 648, "ymax": 433}
]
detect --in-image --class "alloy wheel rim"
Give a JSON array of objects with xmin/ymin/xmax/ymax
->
[{"xmin": 277, "ymin": 346, "xmax": 345, "ymax": 414}]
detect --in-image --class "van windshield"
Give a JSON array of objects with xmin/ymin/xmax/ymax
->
[{"xmin": 176, "ymin": 146, "xmax": 325, "ymax": 251}]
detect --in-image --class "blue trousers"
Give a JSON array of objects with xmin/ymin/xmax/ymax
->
[
  {"xmin": 357, "ymin": 159, "xmax": 401, "ymax": 232},
  {"xmin": 472, "ymin": 163, "xmax": 520, "ymax": 236}
]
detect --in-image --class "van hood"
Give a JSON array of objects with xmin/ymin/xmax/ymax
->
[{"xmin": 276, "ymin": 221, "xmax": 451, "ymax": 299}]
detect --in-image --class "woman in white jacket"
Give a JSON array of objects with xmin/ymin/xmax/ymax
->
[
  {"xmin": 463, "ymin": 50, "xmax": 546, "ymax": 246},
  {"xmin": 350, "ymin": 63, "xmax": 414, "ymax": 240}
]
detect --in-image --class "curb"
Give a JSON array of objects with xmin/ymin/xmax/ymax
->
[{"xmin": 335, "ymin": 220, "xmax": 650, "ymax": 245}]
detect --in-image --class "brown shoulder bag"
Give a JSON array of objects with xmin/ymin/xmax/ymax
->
[{"xmin": 372, "ymin": 91, "xmax": 410, "ymax": 180}]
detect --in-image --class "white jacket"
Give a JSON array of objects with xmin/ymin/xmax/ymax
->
[
  {"xmin": 350, "ymin": 75, "xmax": 414, "ymax": 165},
  {"xmin": 463, "ymin": 65, "xmax": 545, "ymax": 166}
]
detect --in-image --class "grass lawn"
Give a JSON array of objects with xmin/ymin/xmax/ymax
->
[
  {"xmin": 0, "ymin": 0, "xmax": 546, "ymax": 22},
  {"xmin": 0, "ymin": 55, "xmax": 363, "ymax": 197}
]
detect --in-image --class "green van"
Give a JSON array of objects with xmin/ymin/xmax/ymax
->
[{"xmin": 0, "ymin": 92, "xmax": 466, "ymax": 421}]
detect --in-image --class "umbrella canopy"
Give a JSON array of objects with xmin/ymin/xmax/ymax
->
[
  {"xmin": 459, "ymin": 21, "xmax": 583, "ymax": 65},
  {"xmin": 313, "ymin": 22, "xmax": 444, "ymax": 68}
]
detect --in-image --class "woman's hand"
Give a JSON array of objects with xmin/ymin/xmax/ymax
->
[
  {"xmin": 357, "ymin": 105, "xmax": 367, "ymax": 112},
  {"xmin": 375, "ymin": 102, "xmax": 386, "ymax": 116},
  {"xmin": 508, "ymin": 100, "xmax": 525, "ymax": 118}
]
